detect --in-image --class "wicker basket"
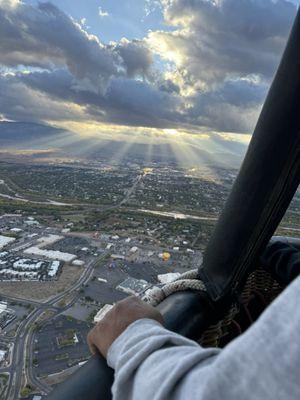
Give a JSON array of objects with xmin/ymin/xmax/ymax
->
[{"xmin": 199, "ymin": 267, "xmax": 283, "ymax": 348}]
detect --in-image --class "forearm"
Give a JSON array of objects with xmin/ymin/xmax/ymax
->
[
  {"xmin": 107, "ymin": 276, "xmax": 300, "ymax": 400},
  {"xmin": 107, "ymin": 318, "xmax": 220, "ymax": 400}
]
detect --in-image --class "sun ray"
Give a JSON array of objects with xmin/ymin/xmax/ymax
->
[{"xmin": 108, "ymin": 139, "xmax": 135, "ymax": 165}]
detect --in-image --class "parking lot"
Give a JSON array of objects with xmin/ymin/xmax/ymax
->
[{"xmin": 34, "ymin": 315, "xmax": 92, "ymax": 376}]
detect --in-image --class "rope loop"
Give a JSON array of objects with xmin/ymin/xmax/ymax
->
[{"xmin": 141, "ymin": 268, "xmax": 206, "ymax": 306}]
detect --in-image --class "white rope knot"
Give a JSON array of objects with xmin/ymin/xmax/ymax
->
[{"xmin": 141, "ymin": 268, "xmax": 206, "ymax": 306}]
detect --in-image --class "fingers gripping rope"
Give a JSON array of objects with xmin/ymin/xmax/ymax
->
[{"xmin": 93, "ymin": 269, "xmax": 207, "ymax": 323}]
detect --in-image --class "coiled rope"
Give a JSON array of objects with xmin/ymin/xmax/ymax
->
[
  {"xmin": 93, "ymin": 269, "xmax": 207, "ymax": 323},
  {"xmin": 141, "ymin": 269, "xmax": 207, "ymax": 306}
]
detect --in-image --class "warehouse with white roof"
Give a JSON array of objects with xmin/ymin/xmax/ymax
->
[{"xmin": 0, "ymin": 235, "xmax": 15, "ymax": 250}]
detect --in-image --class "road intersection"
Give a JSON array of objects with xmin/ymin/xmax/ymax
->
[{"xmin": 0, "ymin": 257, "xmax": 96, "ymax": 399}]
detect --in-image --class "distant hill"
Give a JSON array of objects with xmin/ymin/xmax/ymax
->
[
  {"xmin": 0, "ymin": 121, "xmax": 65, "ymax": 143},
  {"xmin": 0, "ymin": 121, "xmax": 245, "ymax": 168}
]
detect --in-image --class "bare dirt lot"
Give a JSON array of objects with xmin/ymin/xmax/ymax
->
[{"xmin": 0, "ymin": 264, "xmax": 84, "ymax": 301}]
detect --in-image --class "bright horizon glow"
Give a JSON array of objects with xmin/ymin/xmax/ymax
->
[{"xmin": 48, "ymin": 120, "xmax": 251, "ymax": 145}]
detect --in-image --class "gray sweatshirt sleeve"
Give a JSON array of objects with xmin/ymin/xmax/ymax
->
[{"xmin": 107, "ymin": 276, "xmax": 300, "ymax": 400}]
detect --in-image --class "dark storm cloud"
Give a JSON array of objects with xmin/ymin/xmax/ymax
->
[
  {"xmin": 186, "ymin": 78, "xmax": 268, "ymax": 132},
  {"xmin": 4, "ymin": 68, "xmax": 263, "ymax": 133},
  {"xmin": 13, "ymin": 69, "xmax": 182, "ymax": 128},
  {"xmin": 113, "ymin": 39, "xmax": 154, "ymax": 78},
  {"xmin": 0, "ymin": 72, "xmax": 87, "ymax": 122},
  {"xmin": 0, "ymin": 0, "xmax": 297, "ymax": 135}
]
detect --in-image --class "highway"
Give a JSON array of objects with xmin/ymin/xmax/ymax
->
[
  {"xmin": 0, "ymin": 170, "xmax": 144, "ymax": 399},
  {"xmin": 119, "ymin": 174, "xmax": 143, "ymax": 206},
  {"xmin": 0, "ymin": 170, "xmax": 144, "ymax": 211},
  {"xmin": 0, "ymin": 257, "xmax": 96, "ymax": 399}
]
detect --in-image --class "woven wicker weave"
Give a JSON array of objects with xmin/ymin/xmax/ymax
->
[{"xmin": 199, "ymin": 267, "xmax": 283, "ymax": 348}]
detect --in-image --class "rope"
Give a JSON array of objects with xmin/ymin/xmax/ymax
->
[
  {"xmin": 93, "ymin": 269, "xmax": 206, "ymax": 323},
  {"xmin": 141, "ymin": 268, "xmax": 207, "ymax": 307}
]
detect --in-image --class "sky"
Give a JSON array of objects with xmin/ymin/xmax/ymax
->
[{"xmin": 0, "ymin": 0, "xmax": 299, "ymax": 152}]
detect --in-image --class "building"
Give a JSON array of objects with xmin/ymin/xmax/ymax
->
[
  {"xmin": 157, "ymin": 273, "xmax": 181, "ymax": 284},
  {"xmin": 0, "ymin": 301, "xmax": 15, "ymax": 330},
  {"xmin": 0, "ymin": 235, "xmax": 15, "ymax": 250},
  {"xmin": 24, "ymin": 219, "xmax": 39, "ymax": 226},
  {"xmin": 111, "ymin": 254, "xmax": 125, "ymax": 260},
  {"xmin": 0, "ymin": 349, "xmax": 6, "ymax": 363},
  {"xmin": 72, "ymin": 260, "xmax": 84, "ymax": 266},
  {"xmin": 0, "ymin": 302, "xmax": 8, "ymax": 315},
  {"xmin": 186, "ymin": 248, "xmax": 194, "ymax": 253},
  {"xmin": 0, "ymin": 252, "xmax": 61, "ymax": 280},
  {"xmin": 37, "ymin": 235, "xmax": 63, "ymax": 247},
  {"xmin": 117, "ymin": 278, "xmax": 151, "ymax": 295},
  {"xmin": 48, "ymin": 261, "xmax": 61, "ymax": 277},
  {"xmin": 93, "ymin": 304, "xmax": 113, "ymax": 323},
  {"xmin": 24, "ymin": 247, "xmax": 76, "ymax": 263}
]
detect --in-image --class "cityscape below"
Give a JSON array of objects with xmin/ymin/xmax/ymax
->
[
  {"xmin": 0, "ymin": 0, "xmax": 300, "ymax": 398},
  {"xmin": 0, "ymin": 148, "xmax": 299, "ymax": 399}
]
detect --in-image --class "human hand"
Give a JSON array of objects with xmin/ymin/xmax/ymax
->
[{"xmin": 87, "ymin": 296, "xmax": 164, "ymax": 358}]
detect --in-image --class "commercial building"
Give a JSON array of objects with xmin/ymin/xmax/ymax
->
[
  {"xmin": 157, "ymin": 272, "xmax": 181, "ymax": 284},
  {"xmin": 24, "ymin": 247, "xmax": 76, "ymax": 263},
  {"xmin": 0, "ymin": 235, "xmax": 15, "ymax": 250},
  {"xmin": 0, "ymin": 349, "xmax": 6, "ymax": 363},
  {"xmin": 116, "ymin": 278, "xmax": 151, "ymax": 295},
  {"xmin": 0, "ymin": 301, "xmax": 15, "ymax": 330}
]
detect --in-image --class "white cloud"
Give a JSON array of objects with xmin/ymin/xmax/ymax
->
[
  {"xmin": 144, "ymin": 0, "xmax": 162, "ymax": 16},
  {"xmin": 0, "ymin": 0, "xmax": 297, "ymax": 137},
  {"xmin": 0, "ymin": 0, "xmax": 20, "ymax": 9},
  {"xmin": 0, "ymin": 1, "xmax": 151, "ymax": 90},
  {"xmin": 149, "ymin": 0, "xmax": 296, "ymax": 88},
  {"xmin": 98, "ymin": 6, "xmax": 109, "ymax": 17},
  {"xmin": 80, "ymin": 17, "xmax": 87, "ymax": 27}
]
